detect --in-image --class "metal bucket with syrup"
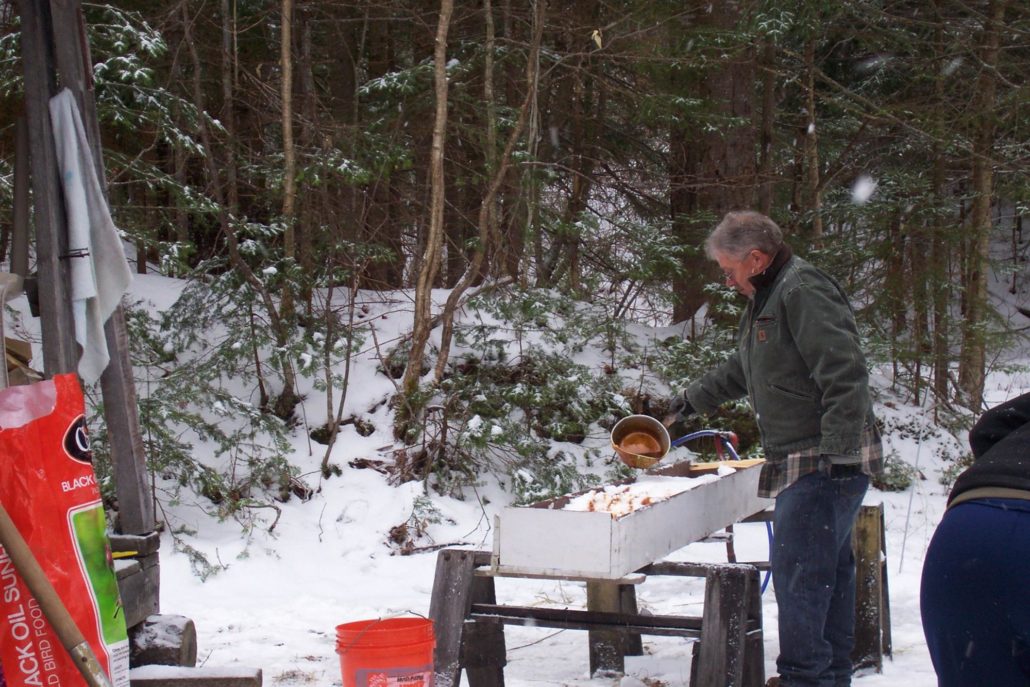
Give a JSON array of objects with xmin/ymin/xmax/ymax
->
[{"xmin": 610, "ymin": 415, "xmax": 671, "ymax": 469}]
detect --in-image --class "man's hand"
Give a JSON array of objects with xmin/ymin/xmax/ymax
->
[{"xmin": 664, "ymin": 393, "xmax": 694, "ymax": 427}]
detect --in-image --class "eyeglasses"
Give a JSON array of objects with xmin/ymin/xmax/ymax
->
[
  {"xmin": 719, "ymin": 252, "xmax": 758, "ymax": 283},
  {"xmin": 720, "ymin": 261, "xmax": 745, "ymax": 283}
]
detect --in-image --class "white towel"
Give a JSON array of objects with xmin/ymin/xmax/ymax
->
[{"xmin": 48, "ymin": 88, "xmax": 132, "ymax": 384}]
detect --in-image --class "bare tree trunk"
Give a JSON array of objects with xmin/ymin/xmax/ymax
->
[
  {"xmin": 280, "ymin": 0, "xmax": 297, "ymax": 323},
  {"xmin": 885, "ymin": 212, "xmax": 904, "ymax": 343},
  {"xmin": 670, "ymin": 0, "xmax": 756, "ymax": 324},
  {"xmin": 432, "ymin": 0, "xmax": 544, "ymax": 382},
  {"xmin": 297, "ymin": 8, "xmax": 318, "ymax": 314},
  {"xmin": 182, "ymin": 3, "xmax": 299, "ymax": 418},
  {"xmin": 482, "ymin": 0, "xmax": 503, "ymax": 273},
  {"xmin": 401, "ymin": 0, "xmax": 454, "ymax": 399},
  {"xmin": 361, "ymin": 18, "xmax": 405, "ymax": 289},
  {"xmin": 536, "ymin": 0, "xmax": 596, "ymax": 291},
  {"xmin": 495, "ymin": 0, "xmax": 529, "ymax": 282},
  {"xmin": 522, "ymin": 7, "xmax": 542, "ymax": 290},
  {"xmin": 958, "ymin": 0, "xmax": 1007, "ymax": 408},
  {"xmin": 220, "ymin": 0, "xmax": 240, "ymax": 216},
  {"xmin": 757, "ymin": 38, "xmax": 777, "ymax": 216},
  {"xmin": 1013, "ymin": 213, "xmax": 1024, "ymax": 295},
  {"xmin": 926, "ymin": 7, "xmax": 950, "ymax": 406},
  {"xmin": 802, "ymin": 36, "xmax": 823, "ymax": 241}
]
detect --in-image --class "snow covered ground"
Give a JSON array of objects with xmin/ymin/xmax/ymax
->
[
  {"xmin": 138, "ymin": 270, "xmax": 1030, "ymax": 687},
  {"xmin": 155, "ymin": 449, "xmax": 943, "ymax": 687},
  {"xmin": 0, "ymin": 243, "xmax": 980, "ymax": 687}
]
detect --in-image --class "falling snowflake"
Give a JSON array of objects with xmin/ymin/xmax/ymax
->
[{"xmin": 852, "ymin": 176, "xmax": 878, "ymax": 204}]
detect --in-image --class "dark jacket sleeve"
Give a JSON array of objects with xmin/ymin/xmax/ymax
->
[{"xmin": 686, "ymin": 349, "xmax": 749, "ymax": 415}]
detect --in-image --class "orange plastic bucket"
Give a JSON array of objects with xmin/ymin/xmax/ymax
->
[{"xmin": 335, "ymin": 617, "xmax": 435, "ymax": 687}]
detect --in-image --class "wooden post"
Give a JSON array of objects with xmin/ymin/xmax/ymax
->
[
  {"xmin": 851, "ymin": 503, "xmax": 891, "ymax": 672},
  {"xmin": 694, "ymin": 564, "xmax": 752, "ymax": 687},
  {"xmin": 586, "ymin": 581, "xmax": 624, "ymax": 675},
  {"xmin": 619, "ymin": 583, "xmax": 643, "ymax": 657},
  {"xmin": 18, "ymin": 0, "xmax": 78, "ymax": 375},
  {"xmin": 40, "ymin": 0, "xmax": 156, "ymax": 535},
  {"xmin": 462, "ymin": 570, "xmax": 506, "ymax": 687},
  {"xmin": 12, "ymin": 116, "xmax": 30, "ymax": 277},
  {"xmin": 741, "ymin": 567, "xmax": 764, "ymax": 687},
  {"xmin": 429, "ymin": 550, "xmax": 477, "ymax": 687},
  {"xmin": 110, "ymin": 532, "xmax": 161, "ymax": 628}
]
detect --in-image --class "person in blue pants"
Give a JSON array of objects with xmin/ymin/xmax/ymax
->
[
  {"xmin": 920, "ymin": 391, "xmax": 1030, "ymax": 686},
  {"xmin": 667, "ymin": 211, "xmax": 884, "ymax": 686}
]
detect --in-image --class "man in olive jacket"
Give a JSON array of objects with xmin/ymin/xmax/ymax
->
[{"xmin": 668, "ymin": 211, "xmax": 883, "ymax": 687}]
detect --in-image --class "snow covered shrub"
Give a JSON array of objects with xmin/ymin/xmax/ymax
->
[
  {"xmin": 651, "ymin": 292, "xmax": 739, "ymax": 388},
  {"xmin": 872, "ymin": 452, "xmax": 919, "ymax": 492},
  {"xmin": 88, "ymin": 259, "xmax": 360, "ymax": 527},
  {"xmin": 651, "ymin": 309, "xmax": 762, "ymax": 455},
  {"xmin": 400, "ymin": 288, "xmax": 640, "ymax": 503},
  {"xmin": 410, "ymin": 347, "xmax": 624, "ymax": 503}
]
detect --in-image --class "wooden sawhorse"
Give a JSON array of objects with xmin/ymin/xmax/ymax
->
[{"xmin": 428, "ymin": 550, "xmax": 764, "ymax": 687}]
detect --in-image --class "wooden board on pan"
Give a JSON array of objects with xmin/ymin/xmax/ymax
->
[{"xmin": 686, "ymin": 458, "xmax": 766, "ymax": 475}]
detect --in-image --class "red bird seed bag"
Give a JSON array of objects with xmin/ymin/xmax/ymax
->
[{"xmin": 0, "ymin": 374, "xmax": 129, "ymax": 687}]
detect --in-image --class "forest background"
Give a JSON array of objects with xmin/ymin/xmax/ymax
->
[{"xmin": 0, "ymin": 0, "xmax": 1028, "ymax": 538}]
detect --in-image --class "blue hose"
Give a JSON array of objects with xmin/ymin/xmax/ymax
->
[{"xmin": 670, "ymin": 428, "xmax": 774, "ymax": 594}]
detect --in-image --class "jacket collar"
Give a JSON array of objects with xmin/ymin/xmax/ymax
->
[{"xmin": 748, "ymin": 242, "xmax": 793, "ymax": 294}]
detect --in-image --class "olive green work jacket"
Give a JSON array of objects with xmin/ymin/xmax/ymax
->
[{"xmin": 685, "ymin": 250, "xmax": 876, "ymax": 459}]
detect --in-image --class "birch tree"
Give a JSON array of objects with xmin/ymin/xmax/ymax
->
[{"xmin": 400, "ymin": 0, "xmax": 454, "ymax": 404}]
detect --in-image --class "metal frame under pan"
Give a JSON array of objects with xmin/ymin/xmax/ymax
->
[{"xmin": 491, "ymin": 460, "xmax": 772, "ymax": 579}]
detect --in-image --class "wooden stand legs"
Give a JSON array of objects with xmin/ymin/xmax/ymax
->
[
  {"xmin": 429, "ymin": 551, "xmax": 506, "ymax": 687},
  {"xmin": 430, "ymin": 552, "xmax": 764, "ymax": 687}
]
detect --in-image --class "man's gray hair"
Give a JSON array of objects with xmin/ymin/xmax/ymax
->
[{"xmin": 704, "ymin": 210, "xmax": 784, "ymax": 259}]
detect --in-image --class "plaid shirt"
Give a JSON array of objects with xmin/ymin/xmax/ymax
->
[{"xmin": 757, "ymin": 424, "xmax": 884, "ymax": 499}]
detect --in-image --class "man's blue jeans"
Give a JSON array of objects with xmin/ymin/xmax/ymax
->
[{"xmin": 772, "ymin": 468, "xmax": 869, "ymax": 687}]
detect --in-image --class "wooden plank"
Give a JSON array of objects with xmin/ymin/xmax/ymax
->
[
  {"xmin": 695, "ymin": 564, "xmax": 752, "ymax": 687},
  {"xmin": 118, "ymin": 552, "xmax": 161, "ymax": 629},
  {"xmin": 640, "ymin": 561, "xmax": 733, "ymax": 578},
  {"xmin": 100, "ymin": 306, "xmax": 156, "ymax": 534},
  {"xmin": 46, "ymin": 0, "xmax": 156, "ymax": 535},
  {"xmin": 470, "ymin": 604, "xmax": 705, "ymax": 637},
  {"xmin": 48, "ymin": 0, "xmax": 105, "ymax": 173},
  {"xmin": 741, "ymin": 567, "xmax": 765, "ymax": 687},
  {"xmin": 110, "ymin": 531, "xmax": 162, "ymax": 557},
  {"xmin": 129, "ymin": 666, "xmax": 261, "ymax": 687},
  {"xmin": 12, "ymin": 116, "xmax": 30, "ymax": 278},
  {"xmin": 428, "ymin": 549, "xmax": 477, "ymax": 687},
  {"xmin": 877, "ymin": 505, "xmax": 893, "ymax": 658},
  {"xmin": 19, "ymin": 0, "xmax": 78, "ymax": 375}
]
